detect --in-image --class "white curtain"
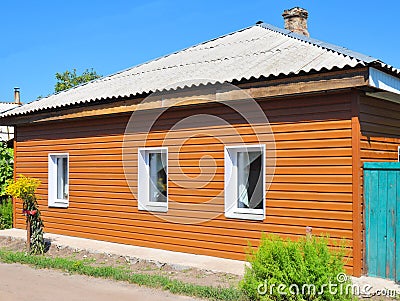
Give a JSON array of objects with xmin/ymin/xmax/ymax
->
[
  {"xmin": 56, "ymin": 157, "xmax": 68, "ymax": 200},
  {"xmin": 149, "ymin": 152, "xmax": 166, "ymax": 202},
  {"xmin": 237, "ymin": 151, "xmax": 261, "ymax": 208}
]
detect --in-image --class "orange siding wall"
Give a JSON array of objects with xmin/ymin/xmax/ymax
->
[
  {"xmin": 360, "ymin": 96, "xmax": 400, "ymax": 161},
  {"xmin": 15, "ymin": 92, "xmax": 355, "ymax": 271},
  {"xmin": 359, "ymin": 95, "xmax": 400, "ymax": 273}
]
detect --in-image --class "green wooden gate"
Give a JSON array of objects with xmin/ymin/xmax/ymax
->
[{"xmin": 364, "ymin": 162, "xmax": 400, "ymax": 281}]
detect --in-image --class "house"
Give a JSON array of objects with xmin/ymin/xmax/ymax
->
[
  {"xmin": 0, "ymin": 88, "xmax": 21, "ymax": 144},
  {"xmin": 1, "ymin": 8, "xmax": 399, "ymax": 279}
]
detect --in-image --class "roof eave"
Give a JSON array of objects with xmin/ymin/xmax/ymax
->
[{"xmin": 1, "ymin": 66, "xmax": 371, "ymax": 126}]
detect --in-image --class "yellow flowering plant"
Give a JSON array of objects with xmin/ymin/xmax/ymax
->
[{"xmin": 6, "ymin": 175, "xmax": 44, "ymax": 254}]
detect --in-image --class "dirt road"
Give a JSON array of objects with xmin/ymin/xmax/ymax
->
[{"xmin": 0, "ymin": 263, "xmax": 199, "ymax": 301}]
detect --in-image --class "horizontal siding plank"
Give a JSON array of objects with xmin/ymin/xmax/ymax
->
[
  {"xmin": 33, "ymin": 182, "xmax": 352, "ymax": 194},
  {"xmin": 17, "ymin": 157, "xmax": 352, "ymax": 169},
  {"xmin": 13, "ymin": 174, "xmax": 353, "ymax": 186},
  {"xmin": 26, "ymin": 195, "xmax": 353, "ymax": 214},
  {"xmin": 359, "ymin": 113, "xmax": 400, "ymax": 129},
  {"xmin": 15, "ymin": 203, "xmax": 354, "ymax": 233},
  {"xmin": 18, "ymin": 120, "xmax": 351, "ymax": 144},
  {"xmin": 16, "ymin": 152, "xmax": 352, "ymax": 166},
  {"xmin": 16, "ymin": 143, "xmax": 352, "ymax": 158},
  {"xmin": 17, "ymin": 165, "xmax": 353, "ymax": 175},
  {"xmin": 361, "ymin": 150, "xmax": 398, "ymax": 160}
]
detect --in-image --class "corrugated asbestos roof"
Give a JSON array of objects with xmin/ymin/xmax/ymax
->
[
  {"xmin": 0, "ymin": 103, "xmax": 19, "ymax": 114},
  {"xmin": 3, "ymin": 22, "xmax": 399, "ymax": 117}
]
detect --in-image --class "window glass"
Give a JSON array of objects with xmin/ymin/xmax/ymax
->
[
  {"xmin": 138, "ymin": 147, "xmax": 168, "ymax": 212},
  {"xmin": 49, "ymin": 153, "xmax": 69, "ymax": 208},
  {"xmin": 149, "ymin": 152, "xmax": 167, "ymax": 203},
  {"xmin": 56, "ymin": 157, "xmax": 68, "ymax": 200},
  {"xmin": 237, "ymin": 151, "xmax": 263, "ymax": 209}
]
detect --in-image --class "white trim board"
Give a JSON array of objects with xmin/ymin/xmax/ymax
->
[
  {"xmin": 369, "ymin": 67, "xmax": 400, "ymax": 95},
  {"xmin": 365, "ymin": 91, "xmax": 400, "ymax": 105}
]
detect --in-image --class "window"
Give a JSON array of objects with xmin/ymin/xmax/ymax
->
[
  {"xmin": 224, "ymin": 145, "xmax": 265, "ymax": 220},
  {"xmin": 48, "ymin": 153, "xmax": 69, "ymax": 208},
  {"xmin": 138, "ymin": 147, "xmax": 168, "ymax": 212}
]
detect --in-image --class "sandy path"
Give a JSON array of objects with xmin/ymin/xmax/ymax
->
[{"xmin": 0, "ymin": 263, "xmax": 199, "ymax": 301}]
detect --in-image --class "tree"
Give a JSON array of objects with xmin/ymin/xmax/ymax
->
[{"xmin": 54, "ymin": 68, "xmax": 101, "ymax": 92}]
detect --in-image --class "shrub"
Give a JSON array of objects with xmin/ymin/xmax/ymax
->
[
  {"xmin": 240, "ymin": 234, "xmax": 352, "ymax": 301},
  {"xmin": 6, "ymin": 175, "xmax": 44, "ymax": 254},
  {"xmin": 0, "ymin": 143, "xmax": 13, "ymax": 201},
  {"xmin": 0, "ymin": 198, "xmax": 12, "ymax": 229}
]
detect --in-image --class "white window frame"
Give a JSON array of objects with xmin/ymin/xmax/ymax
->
[
  {"xmin": 398, "ymin": 146, "xmax": 400, "ymax": 162},
  {"xmin": 224, "ymin": 145, "xmax": 266, "ymax": 220},
  {"xmin": 48, "ymin": 153, "xmax": 69, "ymax": 208},
  {"xmin": 138, "ymin": 147, "xmax": 168, "ymax": 212}
]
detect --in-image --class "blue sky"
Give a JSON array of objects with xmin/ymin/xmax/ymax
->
[{"xmin": 0, "ymin": 0, "xmax": 399, "ymax": 103}]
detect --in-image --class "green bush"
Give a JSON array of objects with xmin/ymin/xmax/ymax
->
[
  {"xmin": 0, "ymin": 143, "xmax": 13, "ymax": 201},
  {"xmin": 240, "ymin": 234, "xmax": 352, "ymax": 301},
  {"xmin": 0, "ymin": 199, "xmax": 12, "ymax": 229}
]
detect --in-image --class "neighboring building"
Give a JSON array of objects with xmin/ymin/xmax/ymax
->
[
  {"xmin": 1, "ymin": 8, "xmax": 400, "ymax": 280},
  {"xmin": 0, "ymin": 88, "xmax": 21, "ymax": 143},
  {"xmin": 0, "ymin": 103, "xmax": 18, "ymax": 142}
]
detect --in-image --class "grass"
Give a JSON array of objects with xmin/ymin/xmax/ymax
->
[{"xmin": 0, "ymin": 248, "xmax": 246, "ymax": 301}]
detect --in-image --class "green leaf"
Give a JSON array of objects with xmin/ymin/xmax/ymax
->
[{"xmin": 54, "ymin": 68, "xmax": 101, "ymax": 93}]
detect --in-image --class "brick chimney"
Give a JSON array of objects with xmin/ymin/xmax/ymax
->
[
  {"xmin": 282, "ymin": 7, "xmax": 309, "ymax": 37},
  {"xmin": 14, "ymin": 87, "xmax": 21, "ymax": 105}
]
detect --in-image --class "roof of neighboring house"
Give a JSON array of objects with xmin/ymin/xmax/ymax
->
[
  {"xmin": 0, "ymin": 102, "xmax": 19, "ymax": 114},
  {"xmin": 0, "ymin": 125, "xmax": 14, "ymax": 142},
  {"xmin": 2, "ymin": 22, "xmax": 399, "ymax": 118},
  {"xmin": 0, "ymin": 103, "xmax": 18, "ymax": 141}
]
